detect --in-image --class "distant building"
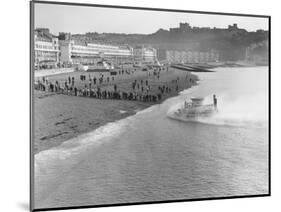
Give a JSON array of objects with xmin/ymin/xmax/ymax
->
[
  {"xmin": 245, "ymin": 40, "xmax": 268, "ymax": 64},
  {"xmin": 228, "ymin": 23, "xmax": 239, "ymax": 30},
  {"xmin": 34, "ymin": 28, "xmax": 59, "ymax": 69},
  {"xmin": 170, "ymin": 22, "xmax": 192, "ymax": 33},
  {"xmin": 133, "ymin": 46, "xmax": 157, "ymax": 63},
  {"xmin": 156, "ymin": 49, "xmax": 167, "ymax": 61},
  {"xmin": 58, "ymin": 32, "xmax": 72, "ymax": 41},
  {"xmin": 168, "ymin": 22, "xmax": 246, "ymax": 34},
  {"xmin": 59, "ymin": 34, "xmax": 134, "ymax": 65},
  {"xmin": 166, "ymin": 49, "xmax": 219, "ymax": 63}
]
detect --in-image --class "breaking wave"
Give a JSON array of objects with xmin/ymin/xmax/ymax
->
[{"xmin": 35, "ymin": 116, "xmax": 132, "ymax": 177}]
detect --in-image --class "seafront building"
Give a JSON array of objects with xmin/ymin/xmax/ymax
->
[
  {"xmin": 133, "ymin": 46, "xmax": 157, "ymax": 63},
  {"xmin": 34, "ymin": 29, "xmax": 158, "ymax": 69},
  {"xmin": 59, "ymin": 40, "xmax": 134, "ymax": 65},
  {"xmin": 58, "ymin": 32, "xmax": 134, "ymax": 65},
  {"xmin": 34, "ymin": 29, "xmax": 159, "ymax": 69},
  {"xmin": 166, "ymin": 49, "xmax": 219, "ymax": 64},
  {"xmin": 34, "ymin": 28, "xmax": 60, "ymax": 69}
]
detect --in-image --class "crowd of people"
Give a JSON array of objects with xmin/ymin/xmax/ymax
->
[{"xmin": 34, "ymin": 66, "xmax": 196, "ymax": 103}]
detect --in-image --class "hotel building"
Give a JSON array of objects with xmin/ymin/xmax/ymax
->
[
  {"xmin": 34, "ymin": 29, "xmax": 158, "ymax": 69},
  {"xmin": 59, "ymin": 33, "xmax": 134, "ymax": 65},
  {"xmin": 34, "ymin": 28, "xmax": 60, "ymax": 69}
]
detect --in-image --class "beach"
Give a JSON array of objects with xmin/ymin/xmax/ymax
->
[{"xmin": 34, "ymin": 67, "xmax": 199, "ymax": 154}]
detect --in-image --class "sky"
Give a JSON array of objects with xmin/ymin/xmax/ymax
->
[{"xmin": 34, "ymin": 3, "xmax": 269, "ymax": 35}]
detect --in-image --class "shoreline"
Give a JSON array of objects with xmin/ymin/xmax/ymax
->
[
  {"xmin": 34, "ymin": 91, "xmax": 151, "ymax": 154},
  {"xmin": 34, "ymin": 67, "xmax": 199, "ymax": 154}
]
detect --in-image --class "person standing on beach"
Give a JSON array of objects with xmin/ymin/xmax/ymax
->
[
  {"xmin": 72, "ymin": 77, "xmax": 75, "ymax": 87},
  {"xmin": 97, "ymin": 87, "xmax": 101, "ymax": 98},
  {"xmin": 49, "ymin": 83, "xmax": 53, "ymax": 92},
  {"xmin": 213, "ymin": 94, "xmax": 218, "ymax": 110},
  {"xmin": 37, "ymin": 79, "xmax": 41, "ymax": 90},
  {"xmin": 56, "ymin": 81, "xmax": 60, "ymax": 92}
]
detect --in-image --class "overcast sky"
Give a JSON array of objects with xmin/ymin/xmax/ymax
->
[{"xmin": 34, "ymin": 3, "xmax": 268, "ymax": 35}]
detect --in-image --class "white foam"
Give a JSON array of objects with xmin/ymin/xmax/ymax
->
[
  {"xmin": 35, "ymin": 116, "xmax": 132, "ymax": 177},
  {"xmin": 167, "ymin": 92, "xmax": 268, "ymax": 128},
  {"xmin": 135, "ymin": 104, "xmax": 158, "ymax": 115}
]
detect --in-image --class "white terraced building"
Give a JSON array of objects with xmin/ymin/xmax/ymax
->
[
  {"xmin": 133, "ymin": 46, "xmax": 157, "ymax": 63},
  {"xmin": 166, "ymin": 49, "xmax": 219, "ymax": 64},
  {"xmin": 34, "ymin": 29, "xmax": 60, "ymax": 69},
  {"xmin": 59, "ymin": 39, "xmax": 134, "ymax": 65}
]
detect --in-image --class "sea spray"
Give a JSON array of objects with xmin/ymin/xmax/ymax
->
[{"xmin": 167, "ymin": 79, "xmax": 268, "ymax": 128}]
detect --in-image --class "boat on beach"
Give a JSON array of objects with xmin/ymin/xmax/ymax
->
[{"xmin": 172, "ymin": 95, "xmax": 218, "ymax": 120}]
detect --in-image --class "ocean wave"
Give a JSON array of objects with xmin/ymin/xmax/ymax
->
[{"xmin": 35, "ymin": 116, "xmax": 132, "ymax": 177}]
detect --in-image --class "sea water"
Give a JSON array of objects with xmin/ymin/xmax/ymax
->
[{"xmin": 34, "ymin": 67, "xmax": 269, "ymax": 209}]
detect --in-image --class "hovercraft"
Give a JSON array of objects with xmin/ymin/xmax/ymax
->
[{"xmin": 174, "ymin": 95, "xmax": 218, "ymax": 118}]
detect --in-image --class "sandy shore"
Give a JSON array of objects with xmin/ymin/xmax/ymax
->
[{"xmin": 33, "ymin": 67, "xmax": 199, "ymax": 154}]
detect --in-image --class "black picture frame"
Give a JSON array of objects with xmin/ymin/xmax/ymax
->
[{"xmin": 30, "ymin": 1, "xmax": 271, "ymax": 211}]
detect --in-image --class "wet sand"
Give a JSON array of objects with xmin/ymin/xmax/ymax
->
[{"xmin": 34, "ymin": 67, "xmax": 199, "ymax": 154}]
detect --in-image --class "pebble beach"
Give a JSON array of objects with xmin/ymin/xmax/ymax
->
[{"xmin": 34, "ymin": 66, "xmax": 199, "ymax": 154}]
